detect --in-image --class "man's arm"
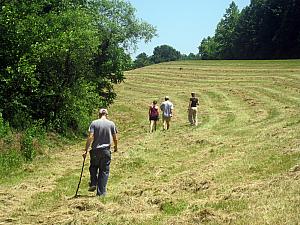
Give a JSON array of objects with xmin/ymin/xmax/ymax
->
[
  {"xmin": 83, "ymin": 132, "xmax": 94, "ymax": 158},
  {"xmin": 112, "ymin": 133, "xmax": 118, "ymax": 152},
  {"xmin": 160, "ymin": 103, "xmax": 164, "ymax": 111}
]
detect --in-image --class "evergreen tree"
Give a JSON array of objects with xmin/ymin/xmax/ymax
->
[
  {"xmin": 214, "ymin": 1, "xmax": 240, "ymax": 59},
  {"xmin": 199, "ymin": 0, "xmax": 300, "ymax": 59}
]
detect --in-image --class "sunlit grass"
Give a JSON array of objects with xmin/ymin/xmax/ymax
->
[{"xmin": 1, "ymin": 60, "xmax": 299, "ymax": 224}]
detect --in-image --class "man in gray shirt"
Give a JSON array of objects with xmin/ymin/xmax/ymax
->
[{"xmin": 83, "ymin": 108, "xmax": 118, "ymax": 196}]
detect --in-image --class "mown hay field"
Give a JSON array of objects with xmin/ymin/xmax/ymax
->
[
  {"xmin": 109, "ymin": 60, "xmax": 300, "ymax": 224},
  {"xmin": 0, "ymin": 60, "xmax": 299, "ymax": 225}
]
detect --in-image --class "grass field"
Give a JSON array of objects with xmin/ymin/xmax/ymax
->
[{"xmin": 0, "ymin": 60, "xmax": 299, "ymax": 224}]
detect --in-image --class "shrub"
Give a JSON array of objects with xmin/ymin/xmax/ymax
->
[
  {"xmin": 0, "ymin": 112, "xmax": 10, "ymax": 138},
  {"xmin": 20, "ymin": 121, "xmax": 45, "ymax": 161},
  {"xmin": 0, "ymin": 149, "xmax": 24, "ymax": 177}
]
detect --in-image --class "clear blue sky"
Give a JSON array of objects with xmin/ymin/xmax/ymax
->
[{"xmin": 128, "ymin": 0, "xmax": 250, "ymax": 58}]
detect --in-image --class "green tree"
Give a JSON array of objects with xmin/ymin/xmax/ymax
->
[
  {"xmin": 198, "ymin": 0, "xmax": 300, "ymax": 59},
  {"xmin": 187, "ymin": 53, "xmax": 199, "ymax": 60},
  {"xmin": 214, "ymin": 1, "xmax": 240, "ymax": 59},
  {"xmin": 266, "ymin": 0, "xmax": 300, "ymax": 58},
  {"xmin": 233, "ymin": 0, "xmax": 275, "ymax": 59},
  {"xmin": 0, "ymin": 0, "xmax": 156, "ymax": 132},
  {"xmin": 151, "ymin": 45, "xmax": 181, "ymax": 64},
  {"xmin": 198, "ymin": 36, "xmax": 218, "ymax": 59},
  {"xmin": 181, "ymin": 53, "xmax": 199, "ymax": 60},
  {"xmin": 133, "ymin": 53, "xmax": 152, "ymax": 68},
  {"xmin": 232, "ymin": 0, "xmax": 300, "ymax": 59}
]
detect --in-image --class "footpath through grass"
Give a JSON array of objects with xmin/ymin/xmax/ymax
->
[{"xmin": 0, "ymin": 60, "xmax": 299, "ymax": 224}]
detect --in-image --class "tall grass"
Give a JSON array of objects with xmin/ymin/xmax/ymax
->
[{"xmin": 0, "ymin": 114, "xmax": 47, "ymax": 177}]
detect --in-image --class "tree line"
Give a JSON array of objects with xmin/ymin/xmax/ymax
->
[
  {"xmin": 1, "ymin": 0, "xmax": 300, "ymax": 132},
  {"xmin": 0, "ymin": 0, "xmax": 156, "ymax": 134},
  {"xmin": 199, "ymin": 0, "xmax": 300, "ymax": 60},
  {"xmin": 133, "ymin": 45, "xmax": 199, "ymax": 69},
  {"xmin": 134, "ymin": 0, "xmax": 300, "ymax": 68}
]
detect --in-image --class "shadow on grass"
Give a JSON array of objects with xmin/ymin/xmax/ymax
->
[{"xmin": 68, "ymin": 194, "xmax": 96, "ymax": 200}]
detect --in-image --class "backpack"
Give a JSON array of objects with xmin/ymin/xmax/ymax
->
[{"xmin": 150, "ymin": 105, "xmax": 158, "ymax": 117}]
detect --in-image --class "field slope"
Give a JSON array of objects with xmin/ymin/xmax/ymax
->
[{"xmin": 1, "ymin": 60, "xmax": 300, "ymax": 224}]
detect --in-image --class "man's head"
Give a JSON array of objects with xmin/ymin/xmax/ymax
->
[
  {"xmin": 99, "ymin": 108, "xmax": 108, "ymax": 117},
  {"xmin": 165, "ymin": 96, "xmax": 169, "ymax": 101},
  {"xmin": 191, "ymin": 92, "xmax": 196, "ymax": 97}
]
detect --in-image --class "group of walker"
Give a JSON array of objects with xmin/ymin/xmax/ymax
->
[
  {"xmin": 149, "ymin": 92, "xmax": 199, "ymax": 132},
  {"xmin": 81, "ymin": 92, "xmax": 199, "ymax": 197}
]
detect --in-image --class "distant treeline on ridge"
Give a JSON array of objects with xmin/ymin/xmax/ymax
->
[{"xmin": 134, "ymin": 0, "xmax": 300, "ymax": 68}]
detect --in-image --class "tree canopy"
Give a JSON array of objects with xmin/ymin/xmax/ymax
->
[
  {"xmin": 133, "ymin": 53, "xmax": 152, "ymax": 68},
  {"xmin": 0, "ymin": 0, "xmax": 156, "ymax": 132},
  {"xmin": 199, "ymin": 0, "xmax": 300, "ymax": 59},
  {"xmin": 133, "ymin": 44, "xmax": 189, "ymax": 68},
  {"xmin": 151, "ymin": 45, "xmax": 181, "ymax": 63}
]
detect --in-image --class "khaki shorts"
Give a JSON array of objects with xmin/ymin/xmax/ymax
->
[{"xmin": 163, "ymin": 116, "xmax": 171, "ymax": 122}]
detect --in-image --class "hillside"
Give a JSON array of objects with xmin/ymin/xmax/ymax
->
[{"xmin": 1, "ymin": 60, "xmax": 300, "ymax": 224}]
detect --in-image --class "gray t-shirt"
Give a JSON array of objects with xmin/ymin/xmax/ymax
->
[
  {"xmin": 89, "ymin": 118, "xmax": 117, "ymax": 149},
  {"xmin": 160, "ymin": 100, "xmax": 174, "ymax": 117}
]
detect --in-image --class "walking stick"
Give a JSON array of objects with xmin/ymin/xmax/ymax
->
[{"xmin": 74, "ymin": 149, "xmax": 88, "ymax": 197}]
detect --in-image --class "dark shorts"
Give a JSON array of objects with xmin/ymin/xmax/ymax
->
[{"xmin": 149, "ymin": 115, "xmax": 159, "ymax": 121}]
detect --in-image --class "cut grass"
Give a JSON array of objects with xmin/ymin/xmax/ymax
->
[{"xmin": 0, "ymin": 60, "xmax": 299, "ymax": 224}]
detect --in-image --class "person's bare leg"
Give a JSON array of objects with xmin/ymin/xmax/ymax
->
[
  {"xmin": 162, "ymin": 118, "xmax": 166, "ymax": 130},
  {"xmin": 150, "ymin": 120, "xmax": 154, "ymax": 132},
  {"xmin": 188, "ymin": 109, "xmax": 193, "ymax": 125},
  {"xmin": 194, "ymin": 110, "xmax": 198, "ymax": 126},
  {"xmin": 166, "ymin": 121, "xmax": 170, "ymax": 130}
]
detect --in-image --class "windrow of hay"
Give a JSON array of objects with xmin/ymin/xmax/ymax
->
[{"xmin": 0, "ymin": 60, "xmax": 299, "ymax": 224}]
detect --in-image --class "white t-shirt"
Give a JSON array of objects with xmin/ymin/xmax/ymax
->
[{"xmin": 160, "ymin": 100, "xmax": 174, "ymax": 117}]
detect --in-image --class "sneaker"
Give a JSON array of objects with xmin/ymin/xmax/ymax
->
[{"xmin": 88, "ymin": 185, "xmax": 96, "ymax": 192}]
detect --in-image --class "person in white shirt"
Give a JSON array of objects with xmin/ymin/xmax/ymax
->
[{"xmin": 160, "ymin": 96, "xmax": 174, "ymax": 130}]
